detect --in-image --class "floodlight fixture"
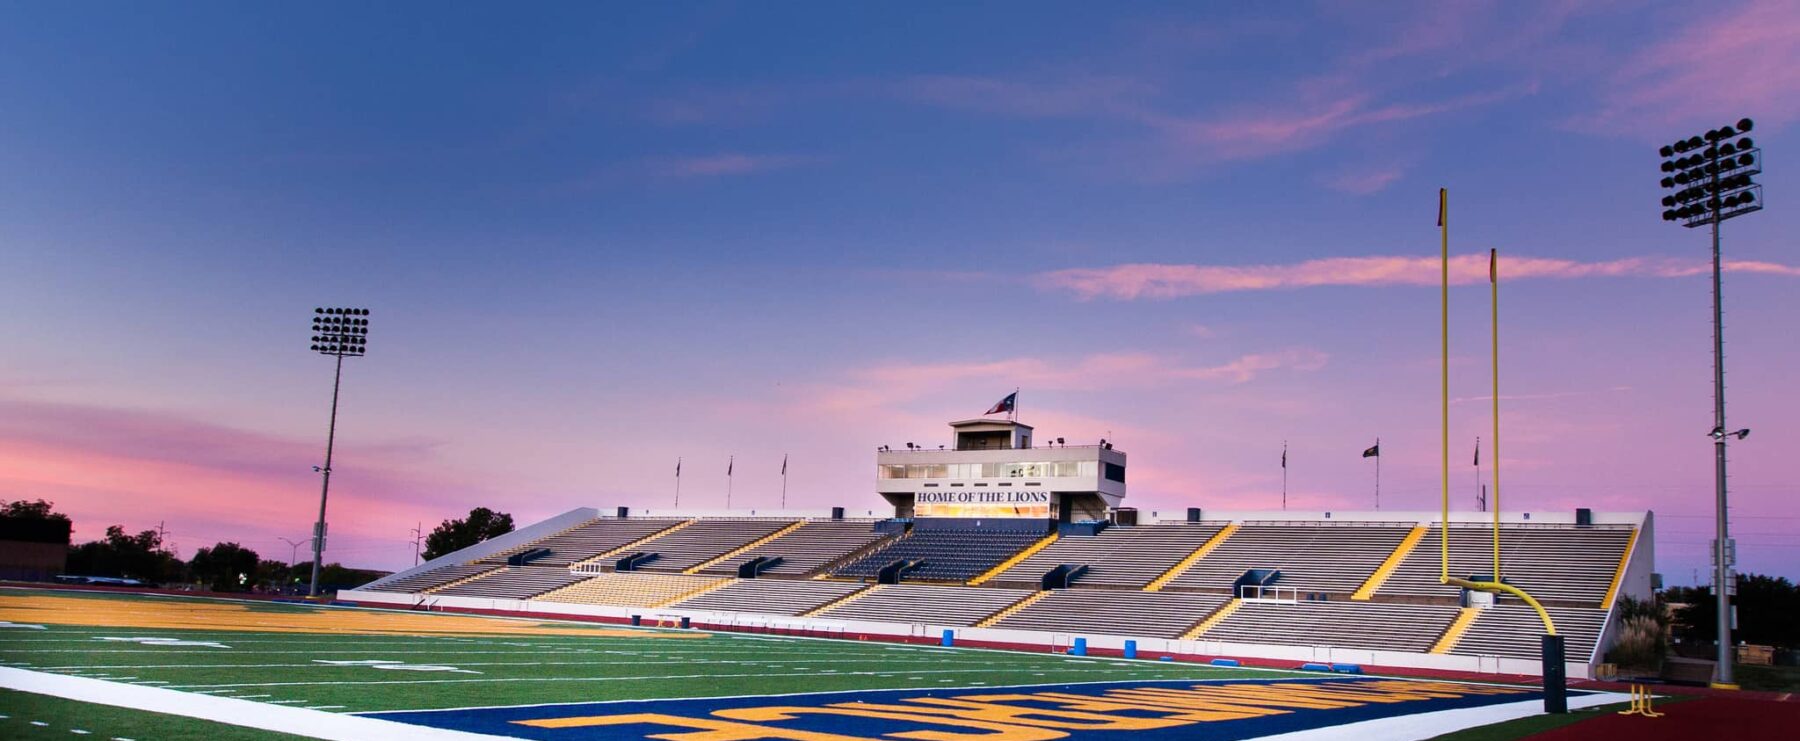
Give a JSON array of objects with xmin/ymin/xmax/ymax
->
[
  {"xmin": 303, "ymin": 306, "xmax": 373, "ymax": 598},
  {"xmin": 1656, "ymin": 117, "xmax": 1766, "ymax": 690}
]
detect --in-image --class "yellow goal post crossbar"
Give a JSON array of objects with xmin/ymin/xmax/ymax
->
[{"xmin": 1437, "ymin": 188, "xmax": 1555, "ymax": 637}]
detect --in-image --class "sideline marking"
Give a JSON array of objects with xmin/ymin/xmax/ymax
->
[
  {"xmin": 0, "ymin": 667, "xmax": 504, "ymax": 740},
  {"xmin": 1257, "ymin": 691, "xmax": 1629, "ymax": 740}
]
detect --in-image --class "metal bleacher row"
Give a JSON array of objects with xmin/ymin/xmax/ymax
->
[{"xmin": 367, "ymin": 516, "xmax": 1637, "ymax": 664}]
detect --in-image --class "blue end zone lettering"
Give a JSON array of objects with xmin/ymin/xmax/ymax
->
[{"xmin": 363, "ymin": 677, "xmax": 1583, "ymax": 740}]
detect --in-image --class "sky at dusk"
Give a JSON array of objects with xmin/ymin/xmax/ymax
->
[{"xmin": 2, "ymin": 1, "xmax": 1797, "ymax": 581}]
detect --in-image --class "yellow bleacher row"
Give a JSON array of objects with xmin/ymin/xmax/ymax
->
[{"xmin": 535, "ymin": 571, "xmax": 729, "ymax": 608}]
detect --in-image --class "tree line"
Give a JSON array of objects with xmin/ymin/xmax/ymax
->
[{"xmin": 1, "ymin": 499, "xmax": 515, "ymax": 594}]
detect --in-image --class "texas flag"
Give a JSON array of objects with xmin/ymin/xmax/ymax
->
[{"xmin": 985, "ymin": 392, "xmax": 1017, "ymax": 416}]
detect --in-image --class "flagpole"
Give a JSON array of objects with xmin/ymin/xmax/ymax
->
[
  {"xmin": 1375, "ymin": 437, "xmax": 1381, "ymax": 511},
  {"xmin": 781, "ymin": 454, "xmax": 788, "ymax": 509},
  {"xmin": 1475, "ymin": 437, "xmax": 1482, "ymax": 512},
  {"xmin": 1281, "ymin": 441, "xmax": 1288, "ymax": 511},
  {"xmin": 675, "ymin": 458, "xmax": 682, "ymax": 508},
  {"xmin": 1012, "ymin": 387, "xmax": 1020, "ymax": 423},
  {"xmin": 727, "ymin": 456, "xmax": 734, "ymax": 509}
]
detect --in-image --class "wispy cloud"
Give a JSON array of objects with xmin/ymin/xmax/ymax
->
[
  {"xmin": 1035, "ymin": 254, "xmax": 1800, "ymax": 300},
  {"xmin": 1315, "ymin": 165, "xmax": 1409, "ymax": 195},
  {"xmin": 646, "ymin": 153, "xmax": 814, "ymax": 178},
  {"xmin": 891, "ymin": 74, "xmax": 1156, "ymax": 119},
  {"xmin": 0, "ymin": 398, "xmax": 492, "ymax": 554},
  {"xmin": 797, "ymin": 350, "xmax": 1330, "ymax": 415},
  {"xmin": 1573, "ymin": 0, "xmax": 1800, "ymax": 135}
]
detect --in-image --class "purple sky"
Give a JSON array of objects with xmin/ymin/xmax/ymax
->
[{"xmin": 1, "ymin": 1, "xmax": 1796, "ymax": 581}]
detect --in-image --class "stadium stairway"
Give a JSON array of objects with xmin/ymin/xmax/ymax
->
[
  {"xmin": 683, "ymin": 521, "xmax": 807, "ymax": 574},
  {"xmin": 973, "ymin": 590, "xmax": 1050, "ymax": 627},
  {"xmin": 1351, "ymin": 524, "xmax": 1430, "ymax": 600},
  {"xmin": 966, "ymin": 534, "xmax": 1059, "ymax": 586},
  {"xmin": 1179, "ymin": 598, "xmax": 1241, "ymax": 640},
  {"xmin": 1599, "ymin": 526, "xmax": 1641, "ymax": 609},
  {"xmin": 573, "ymin": 519, "xmax": 694, "ymax": 568},
  {"xmin": 800, "ymin": 583, "xmax": 878, "ymax": 616},
  {"xmin": 1145, "ymin": 523, "xmax": 1239, "ymax": 592},
  {"xmin": 1430, "ymin": 607, "xmax": 1483, "ymax": 654}
]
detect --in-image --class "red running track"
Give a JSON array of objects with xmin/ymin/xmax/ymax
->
[{"xmin": 1528, "ymin": 697, "xmax": 1800, "ymax": 740}]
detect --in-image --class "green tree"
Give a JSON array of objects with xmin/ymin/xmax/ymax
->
[
  {"xmin": 65, "ymin": 525, "xmax": 181, "ymax": 583},
  {"xmin": 0, "ymin": 499, "xmax": 72, "ymax": 527},
  {"xmin": 189, "ymin": 542, "xmax": 261, "ymax": 592},
  {"xmin": 422, "ymin": 507, "xmax": 514, "ymax": 560},
  {"xmin": 1672, "ymin": 573, "xmax": 1800, "ymax": 649}
]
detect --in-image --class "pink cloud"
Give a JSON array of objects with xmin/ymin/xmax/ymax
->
[
  {"xmin": 1035, "ymin": 254, "xmax": 1800, "ymax": 300},
  {"xmin": 0, "ymin": 398, "xmax": 498, "ymax": 566},
  {"xmin": 1574, "ymin": 0, "xmax": 1800, "ymax": 134}
]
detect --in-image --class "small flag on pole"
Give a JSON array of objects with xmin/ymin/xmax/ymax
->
[
  {"xmin": 1362, "ymin": 442, "xmax": 1380, "ymax": 458},
  {"xmin": 1489, "ymin": 248, "xmax": 1497, "ymax": 283},
  {"xmin": 727, "ymin": 456, "xmax": 733, "ymax": 476},
  {"xmin": 1473, "ymin": 438, "xmax": 1481, "ymax": 467},
  {"xmin": 781, "ymin": 454, "xmax": 787, "ymax": 475},
  {"xmin": 1281, "ymin": 445, "xmax": 1287, "ymax": 469},
  {"xmin": 985, "ymin": 392, "xmax": 1017, "ymax": 416},
  {"xmin": 1437, "ymin": 188, "xmax": 1446, "ymax": 227},
  {"xmin": 676, "ymin": 458, "xmax": 682, "ymax": 477}
]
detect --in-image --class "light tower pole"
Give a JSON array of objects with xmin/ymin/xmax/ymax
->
[
  {"xmin": 307, "ymin": 307, "xmax": 371, "ymax": 597},
  {"xmin": 1657, "ymin": 118, "xmax": 1762, "ymax": 689}
]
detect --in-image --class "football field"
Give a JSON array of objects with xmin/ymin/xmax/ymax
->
[{"xmin": 0, "ymin": 587, "xmax": 1619, "ymax": 740}]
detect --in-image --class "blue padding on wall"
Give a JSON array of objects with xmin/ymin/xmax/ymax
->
[{"xmin": 1208, "ymin": 658, "xmax": 1239, "ymax": 667}]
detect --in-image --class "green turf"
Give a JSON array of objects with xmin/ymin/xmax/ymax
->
[
  {"xmin": 0, "ymin": 687, "xmax": 305, "ymax": 740},
  {"xmin": 0, "ymin": 589, "xmax": 1291, "ymax": 716},
  {"xmin": 1735, "ymin": 664, "xmax": 1800, "ymax": 692}
]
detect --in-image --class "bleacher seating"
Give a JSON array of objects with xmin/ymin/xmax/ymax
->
[
  {"xmin": 1377, "ymin": 525, "xmax": 1634, "ymax": 605},
  {"xmin": 989, "ymin": 523, "xmax": 1227, "ymax": 588},
  {"xmin": 535, "ymin": 571, "xmax": 726, "ymax": 608},
  {"xmin": 368, "ymin": 563, "xmax": 497, "ymax": 594},
  {"xmin": 699, "ymin": 520, "xmax": 893, "ymax": 576},
  {"xmin": 1199, "ymin": 600, "xmax": 1460, "ymax": 653},
  {"xmin": 833, "ymin": 529, "xmax": 1046, "ymax": 582},
  {"xmin": 816, "ymin": 584, "xmax": 1034, "ymax": 626},
  {"xmin": 632, "ymin": 519, "xmax": 798, "ymax": 573},
  {"xmin": 432, "ymin": 566, "xmax": 589, "ymax": 600},
  {"xmin": 669, "ymin": 579, "xmax": 867, "ymax": 615},
  {"xmin": 483, "ymin": 518, "xmax": 686, "ymax": 567},
  {"xmin": 1165, "ymin": 523, "xmax": 1415, "ymax": 595},
  {"xmin": 991, "ymin": 589, "xmax": 1230, "ymax": 638},
  {"xmin": 1450, "ymin": 604, "xmax": 1610, "ymax": 662}
]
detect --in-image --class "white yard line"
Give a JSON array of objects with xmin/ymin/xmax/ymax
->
[
  {"xmin": 0, "ymin": 667, "xmax": 504, "ymax": 740},
  {"xmin": 1258, "ymin": 692, "xmax": 1630, "ymax": 741},
  {"xmin": 173, "ymin": 666, "xmax": 1066, "ymax": 690},
  {"xmin": 34, "ymin": 656, "xmax": 1000, "ymax": 672}
]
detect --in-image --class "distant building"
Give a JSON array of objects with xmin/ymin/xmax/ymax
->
[{"xmin": 0, "ymin": 517, "xmax": 71, "ymax": 582}]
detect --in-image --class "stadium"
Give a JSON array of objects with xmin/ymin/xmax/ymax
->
[
  {"xmin": 5, "ymin": 3, "xmax": 1800, "ymax": 740},
  {"xmin": 8, "ymin": 413, "xmax": 1749, "ymax": 740}
]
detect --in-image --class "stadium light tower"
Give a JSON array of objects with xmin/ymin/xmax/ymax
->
[
  {"xmin": 1657, "ymin": 118, "xmax": 1762, "ymax": 689},
  {"xmin": 307, "ymin": 307, "xmax": 371, "ymax": 598}
]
